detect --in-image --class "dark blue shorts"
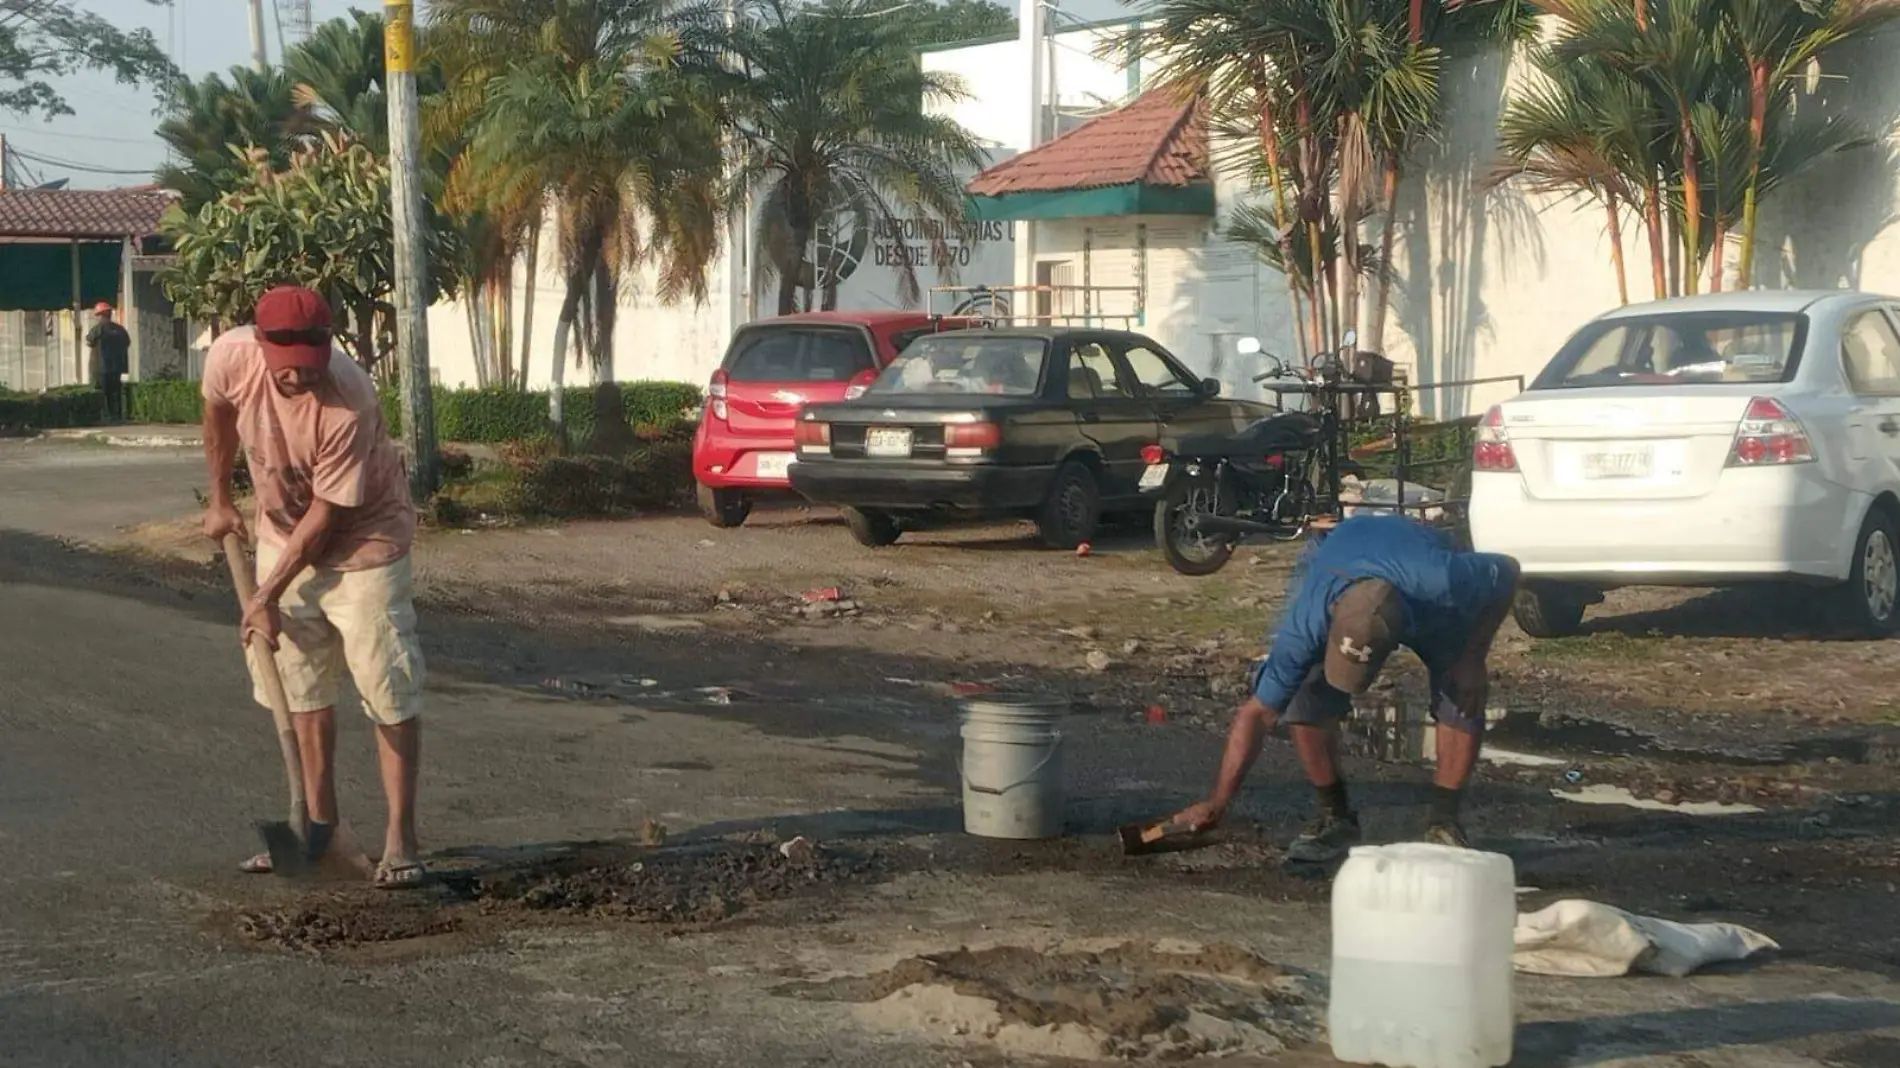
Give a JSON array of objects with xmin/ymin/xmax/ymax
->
[{"xmin": 1278, "ymin": 631, "xmax": 1487, "ymax": 736}]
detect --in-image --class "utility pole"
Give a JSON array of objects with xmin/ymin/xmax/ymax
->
[
  {"xmin": 385, "ymin": 0, "xmax": 439, "ymax": 499},
  {"xmin": 246, "ymin": 0, "xmax": 269, "ymax": 71}
]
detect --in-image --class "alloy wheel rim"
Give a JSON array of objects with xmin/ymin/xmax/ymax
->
[{"xmin": 1865, "ymin": 530, "xmax": 1897, "ymax": 621}]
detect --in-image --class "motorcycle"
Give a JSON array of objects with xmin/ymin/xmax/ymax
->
[{"xmin": 1143, "ymin": 330, "xmax": 1373, "ymax": 576}]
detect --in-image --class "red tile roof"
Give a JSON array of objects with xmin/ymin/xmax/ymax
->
[
  {"xmin": 0, "ymin": 188, "xmax": 179, "ymax": 238},
  {"xmin": 968, "ymin": 87, "xmax": 1208, "ymax": 197}
]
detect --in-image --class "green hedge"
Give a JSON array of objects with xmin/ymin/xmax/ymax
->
[
  {"xmin": 383, "ymin": 381, "xmax": 703, "ymax": 443},
  {"xmin": 117, "ymin": 378, "xmax": 701, "ymax": 445},
  {"xmin": 0, "ymin": 386, "xmax": 105, "ymax": 432},
  {"xmin": 127, "ymin": 380, "xmax": 204, "ymax": 425}
]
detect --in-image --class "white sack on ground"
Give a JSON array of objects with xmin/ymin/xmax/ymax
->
[{"xmin": 1513, "ymin": 899, "xmax": 1779, "ymax": 978}]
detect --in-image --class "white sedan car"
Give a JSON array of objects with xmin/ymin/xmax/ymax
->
[{"xmin": 1470, "ymin": 290, "xmax": 1900, "ymax": 638}]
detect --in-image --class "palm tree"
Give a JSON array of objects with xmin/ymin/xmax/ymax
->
[
  {"xmin": 1723, "ymin": 0, "xmax": 1900, "ymax": 287},
  {"xmin": 724, "ymin": 0, "xmax": 988, "ymax": 316},
  {"xmin": 441, "ymin": 0, "xmax": 729, "ymax": 445},
  {"xmin": 155, "ymin": 66, "xmax": 314, "ymax": 211},
  {"xmin": 1493, "ymin": 56, "xmax": 1640, "ymax": 304}
]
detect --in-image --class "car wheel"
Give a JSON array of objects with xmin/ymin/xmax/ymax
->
[
  {"xmin": 697, "ymin": 484, "xmax": 750, "ymax": 529},
  {"xmin": 842, "ymin": 507, "xmax": 902, "ymax": 548},
  {"xmin": 1037, "ymin": 460, "xmax": 1101, "ymax": 549},
  {"xmin": 1832, "ymin": 507, "xmax": 1900, "ymax": 637},
  {"xmin": 1512, "ymin": 581, "xmax": 1587, "ymax": 638}
]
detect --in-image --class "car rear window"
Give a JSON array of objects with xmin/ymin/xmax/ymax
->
[
  {"xmin": 1533, "ymin": 311, "xmax": 1808, "ymax": 390},
  {"xmin": 722, "ymin": 326, "xmax": 874, "ymax": 383},
  {"xmin": 868, "ymin": 335, "xmax": 1046, "ymax": 397}
]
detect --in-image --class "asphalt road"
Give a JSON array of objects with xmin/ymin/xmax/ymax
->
[{"xmin": 4, "ymin": 438, "xmax": 1898, "ymax": 1068}]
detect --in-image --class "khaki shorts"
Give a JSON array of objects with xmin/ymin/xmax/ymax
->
[{"xmin": 251, "ymin": 543, "xmax": 426, "ymax": 725}]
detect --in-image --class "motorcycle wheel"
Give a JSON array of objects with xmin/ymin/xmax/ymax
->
[{"xmin": 1155, "ymin": 473, "xmax": 1237, "ymax": 576}]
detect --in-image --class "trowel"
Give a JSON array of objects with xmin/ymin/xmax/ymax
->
[
  {"xmin": 222, "ymin": 534, "xmax": 373, "ymax": 880},
  {"xmin": 1118, "ymin": 816, "xmax": 1216, "ymax": 856}
]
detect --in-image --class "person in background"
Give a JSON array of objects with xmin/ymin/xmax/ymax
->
[
  {"xmin": 200, "ymin": 285, "xmax": 429, "ymax": 888},
  {"xmin": 1174, "ymin": 514, "xmax": 1520, "ymax": 862},
  {"xmin": 86, "ymin": 303, "xmax": 131, "ymax": 422}
]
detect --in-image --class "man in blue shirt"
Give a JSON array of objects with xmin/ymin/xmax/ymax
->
[{"xmin": 1175, "ymin": 514, "xmax": 1520, "ymax": 862}]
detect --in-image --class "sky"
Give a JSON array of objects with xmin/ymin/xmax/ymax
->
[{"xmin": 1, "ymin": 0, "xmax": 364, "ymax": 190}]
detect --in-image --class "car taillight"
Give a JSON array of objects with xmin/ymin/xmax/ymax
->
[
  {"xmin": 794, "ymin": 418, "xmax": 830, "ymax": 451},
  {"xmin": 843, "ymin": 369, "xmax": 878, "ymax": 401},
  {"xmin": 709, "ymin": 369, "xmax": 730, "ymax": 421},
  {"xmin": 945, "ymin": 422, "xmax": 1002, "ymax": 455},
  {"xmin": 1728, "ymin": 396, "xmax": 1813, "ymax": 467},
  {"xmin": 1473, "ymin": 404, "xmax": 1518, "ymax": 472},
  {"xmin": 1140, "ymin": 443, "xmax": 1167, "ymax": 465}
]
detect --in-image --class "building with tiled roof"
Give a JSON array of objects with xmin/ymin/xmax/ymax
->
[
  {"xmin": 967, "ymin": 87, "xmax": 1212, "ymax": 221},
  {"xmin": 0, "ymin": 188, "xmax": 177, "ymax": 239},
  {"xmin": 0, "ymin": 186, "xmax": 190, "ymax": 392}
]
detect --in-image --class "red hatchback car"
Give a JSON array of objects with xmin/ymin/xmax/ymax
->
[{"xmin": 693, "ymin": 310, "xmax": 972, "ymax": 527}]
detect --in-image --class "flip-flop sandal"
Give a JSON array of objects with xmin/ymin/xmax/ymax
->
[
  {"xmin": 239, "ymin": 852, "xmax": 273, "ymax": 875},
  {"xmin": 374, "ymin": 859, "xmax": 430, "ymax": 890}
]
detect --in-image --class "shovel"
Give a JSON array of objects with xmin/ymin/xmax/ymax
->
[{"xmin": 222, "ymin": 533, "xmax": 372, "ymax": 880}]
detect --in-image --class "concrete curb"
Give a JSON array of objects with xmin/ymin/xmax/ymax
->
[{"xmin": 41, "ymin": 428, "xmax": 204, "ymax": 449}]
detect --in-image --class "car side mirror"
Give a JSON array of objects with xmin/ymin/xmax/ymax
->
[
  {"xmin": 1236, "ymin": 336, "xmax": 1262, "ymax": 356},
  {"xmin": 1340, "ymin": 328, "xmax": 1358, "ymax": 351},
  {"xmin": 1201, "ymin": 377, "xmax": 1221, "ymax": 397}
]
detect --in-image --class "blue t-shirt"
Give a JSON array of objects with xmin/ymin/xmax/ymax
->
[{"xmin": 1251, "ymin": 515, "xmax": 1514, "ymax": 710}]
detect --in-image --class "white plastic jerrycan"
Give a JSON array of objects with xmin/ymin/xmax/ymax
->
[{"xmin": 1328, "ymin": 842, "xmax": 1516, "ymax": 1068}]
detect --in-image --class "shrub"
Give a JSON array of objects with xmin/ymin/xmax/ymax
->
[
  {"xmin": 381, "ymin": 380, "xmax": 702, "ymax": 444},
  {"xmin": 511, "ymin": 441, "xmax": 695, "ymax": 518},
  {"xmin": 127, "ymin": 380, "xmax": 204, "ymax": 425},
  {"xmin": 0, "ymin": 385, "xmax": 105, "ymax": 432},
  {"xmin": 439, "ymin": 447, "xmax": 475, "ymax": 481}
]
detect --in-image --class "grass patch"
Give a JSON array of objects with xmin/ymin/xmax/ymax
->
[{"xmin": 1525, "ymin": 630, "xmax": 1669, "ymax": 663}]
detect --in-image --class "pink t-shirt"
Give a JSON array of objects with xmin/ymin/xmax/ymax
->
[{"xmin": 201, "ymin": 326, "xmax": 416, "ymax": 571}]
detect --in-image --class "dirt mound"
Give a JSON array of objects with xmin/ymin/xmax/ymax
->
[
  {"xmin": 792, "ymin": 940, "xmax": 1319, "ymax": 1061},
  {"xmin": 234, "ymin": 842, "xmax": 889, "ymax": 952}
]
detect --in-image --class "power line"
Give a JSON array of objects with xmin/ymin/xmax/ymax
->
[
  {"xmin": 0, "ymin": 125, "xmax": 158, "ymax": 147},
  {"xmin": 8, "ymin": 147, "xmax": 156, "ymax": 177}
]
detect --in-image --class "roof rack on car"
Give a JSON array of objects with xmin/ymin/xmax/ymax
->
[{"xmin": 927, "ymin": 284, "xmax": 1146, "ymax": 329}]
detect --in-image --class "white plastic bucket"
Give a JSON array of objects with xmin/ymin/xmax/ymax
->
[{"xmin": 957, "ymin": 695, "xmax": 1068, "ymax": 839}]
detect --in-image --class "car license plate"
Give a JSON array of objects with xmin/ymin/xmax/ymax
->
[
  {"xmin": 1582, "ymin": 446, "xmax": 1652, "ymax": 479},
  {"xmin": 755, "ymin": 452, "xmax": 793, "ymax": 480},
  {"xmin": 865, "ymin": 427, "xmax": 913, "ymax": 458},
  {"xmin": 1139, "ymin": 463, "xmax": 1168, "ymax": 490}
]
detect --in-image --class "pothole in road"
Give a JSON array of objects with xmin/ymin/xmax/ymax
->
[
  {"xmin": 785, "ymin": 941, "xmax": 1320, "ymax": 1061},
  {"xmin": 233, "ymin": 842, "xmax": 893, "ymax": 952}
]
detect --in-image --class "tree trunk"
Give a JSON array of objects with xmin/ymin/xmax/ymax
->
[
  {"xmin": 519, "ymin": 209, "xmax": 540, "ymax": 389},
  {"xmin": 588, "ymin": 262, "xmax": 631, "ymax": 454},
  {"xmin": 1643, "ymin": 176, "xmax": 1668, "ymax": 299},
  {"xmin": 354, "ymin": 301, "xmax": 377, "ymax": 374},
  {"xmin": 1369, "ymin": 157, "xmax": 1401, "ymax": 350},
  {"xmin": 1605, "ymin": 196, "xmax": 1629, "ymax": 306},
  {"xmin": 1679, "ymin": 115, "xmax": 1701, "ymax": 297},
  {"xmin": 1739, "ymin": 61, "xmax": 1768, "ymax": 289},
  {"xmin": 465, "ymin": 291, "xmax": 489, "ymax": 388},
  {"xmin": 1709, "ymin": 218, "xmax": 1726, "ymax": 293},
  {"xmin": 1664, "ymin": 187, "xmax": 1681, "ymax": 297},
  {"xmin": 550, "ymin": 257, "xmax": 592, "ymax": 448},
  {"xmin": 497, "ymin": 273, "xmax": 514, "ymax": 386},
  {"xmin": 1255, "ymin": 81, "xmax": 1309, "ymax": 359},
  {"xmin": 1408, "ymin": 0, "xmax": 1422, "ymax": 42}
]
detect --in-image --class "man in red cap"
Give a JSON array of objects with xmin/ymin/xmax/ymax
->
[
  {"xmin": 200, "ymin": 285, "xmax": 429, "ymax": 888},
  {"xmin": 86, "ymin": 302, "xmax": 131, "ymax": 422}
]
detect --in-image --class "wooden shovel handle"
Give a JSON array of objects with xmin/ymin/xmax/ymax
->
[{"xmin": 222, "ymin": 533, "xmax": 307, "ymax": 820}]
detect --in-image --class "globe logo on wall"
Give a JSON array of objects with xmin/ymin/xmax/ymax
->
[{"xmin": 950, "ymin": 287, "xmax": 1013, "ymax": 323}]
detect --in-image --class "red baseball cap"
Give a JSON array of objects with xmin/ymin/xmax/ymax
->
[
  {"xmin": 254, "ymin": 286, "xmax": 333, "ymax": 371},
  {"xmin": 93, "ymin": 302, "xmax": 113, "ymax": 314}
]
